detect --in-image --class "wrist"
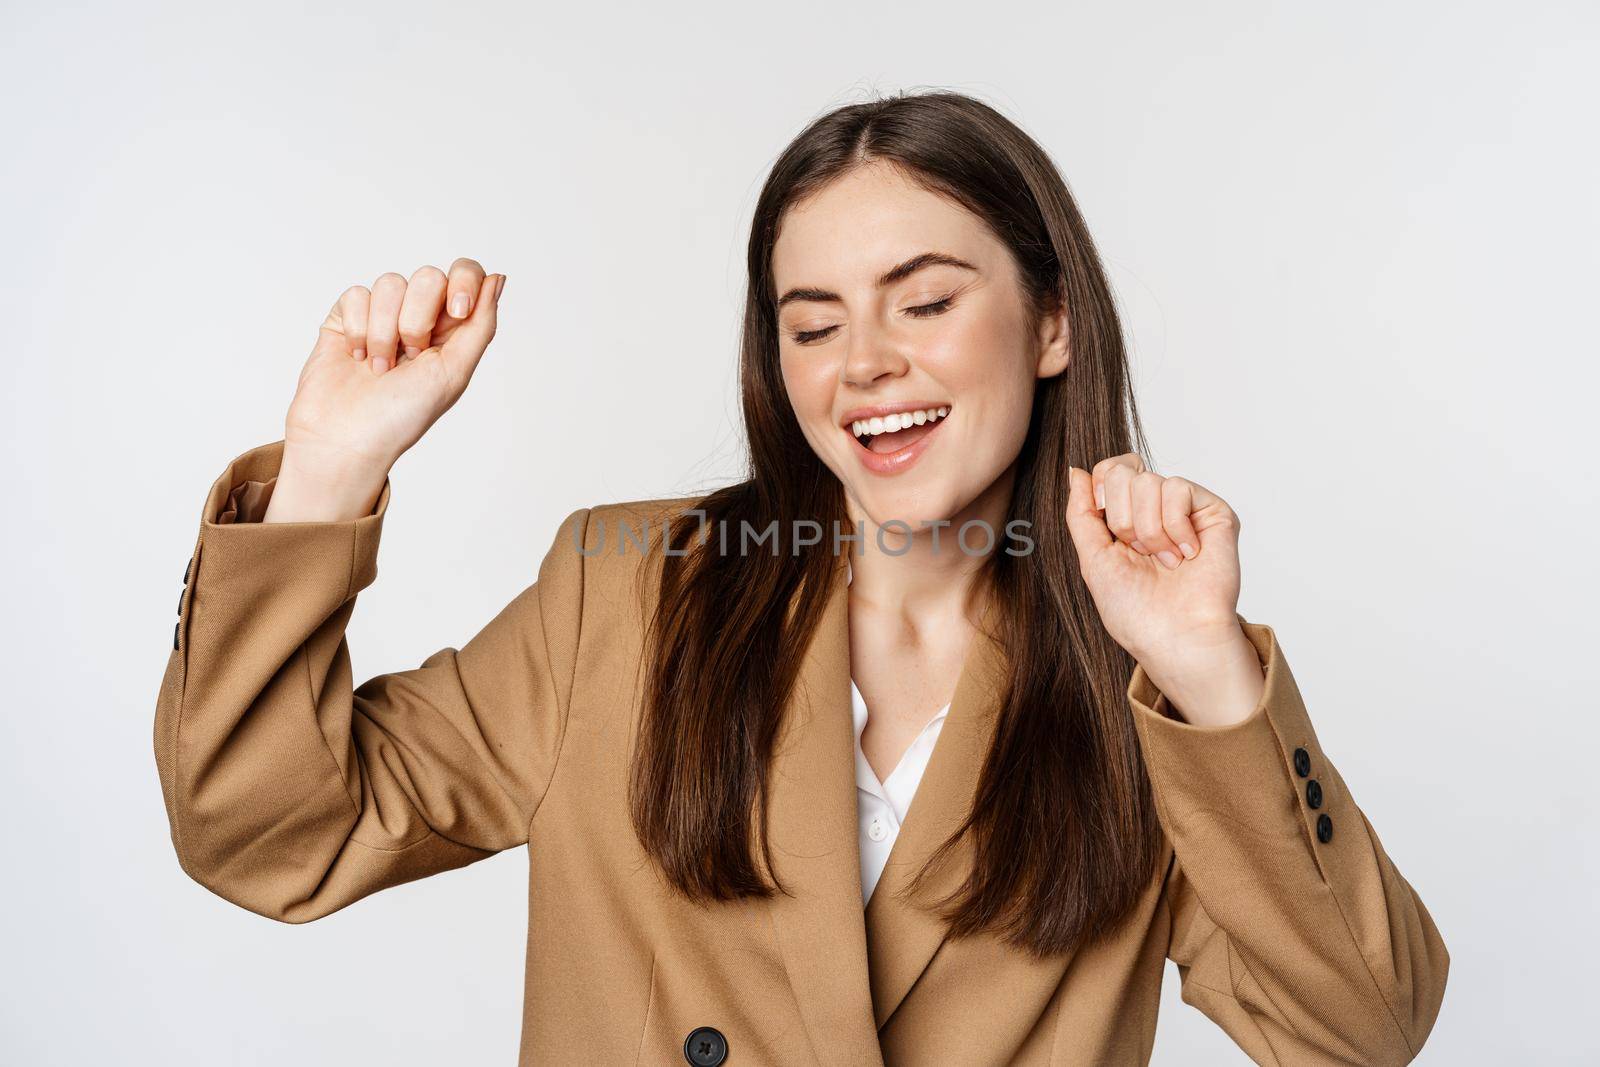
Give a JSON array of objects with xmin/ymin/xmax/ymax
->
[
  {"xmin": 280, "ymin": 435, "xmax": 394, "ymax": 485},
  {"xmin": 266, "ymin": 447, "xmax": 390, "ymax": 523},
  {"xmin": 1133, "ymin": 622, "xmax": 1264, "ymax": 727},
  {"xmin": 1123, "ymin": 612, "xmax": 1242, "ymax": 668}
]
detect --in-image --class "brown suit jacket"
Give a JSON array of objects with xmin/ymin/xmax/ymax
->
[{"xmin": 154, "ymin": 440, "xmax": 1449, "ymax": 1066}]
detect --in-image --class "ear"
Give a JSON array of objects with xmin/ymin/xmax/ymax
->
[{"xmin": 1034, "ymin": 297, "xmax": 1071, "ymax": 379}]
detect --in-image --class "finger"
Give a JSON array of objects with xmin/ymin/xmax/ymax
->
[
  {"xmin": 1160, "ymin": 477, "xmax": 1202, "ymax": 561},
  {"xmin": 1183, "ymin": 477, "xmax": 1229, "ymax": 514},
  {"xmin": 1097, "ymin": 459, "xmax": 1140, "ymax": 549},
  {"xmin": 399, "ymin": 265, "xmax": 448, "ymax": 359},
  {"xmin": 1130, "ymin": 470, "xmax": 1183, "ymax": 568},
  {"xmin": 1065, "ymin": 465, "xmax": 1113, "ymax": 557},
  {"xmin": 338, "ymin": 286, "xmax": 371, "ymax": 360},
  {"xmin": 1180, "ymin": 477, "xmax": 1241, "ymax": 552},
  {"xmin": 1090, "ymin": 452, "xmax": 1143, "ymax": 512},
  {"xmin": 438, "ymin": 273, "xmax": 503, "ymax": 386},
  {"xmin": 444, "ymin": 257, "xmax": 487, "ymax": 321},
  {"xmin": 367, "ymin": 272, "xmax": 407, "ymax": 374}
]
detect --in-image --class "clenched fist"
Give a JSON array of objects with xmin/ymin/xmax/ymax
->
[
  {"xmin": 1065, "ymin": 454, "xmax": 1263, "ymax": 727},
  {"xmin": 265, "ymin": 259, "xmax": 505, "ymax": 523}
]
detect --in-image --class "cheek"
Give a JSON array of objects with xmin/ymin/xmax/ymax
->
[
  {"xmin": 924, "ymin": 314, "xmax": 1036, "ymax": 453},
  {"xmin": 779, "ymin": 355, "xmax": 839, "ymax": 440},
  {"xmin": 929, "ymin": 299, "xmax": 1029, "ymax": 379},
  {"xmin": 985, "ymin": 364, "xmax": 1039, "ymax": 450},
  {"xmin": 928, "ymin": 308, "xmax": 1027, "ymax": 383}
]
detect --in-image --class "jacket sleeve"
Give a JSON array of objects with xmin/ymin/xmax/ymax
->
[
  {"xmin": 1128, "ymin": 616, "xmax": 1449, "ymax": 1066},
  {"xmin": 153, "ymin": 439, "xmax": 590, "ymax": 924}
]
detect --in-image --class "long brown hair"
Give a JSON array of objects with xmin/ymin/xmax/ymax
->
[{"xmin": 627, "ymin": 89, "xmax": 1162, "ymax": 959}]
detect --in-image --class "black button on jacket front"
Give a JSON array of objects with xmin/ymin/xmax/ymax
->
[{"xmin": 684, "ymin": 1026, "xmax": 727, "ymax": 1066}]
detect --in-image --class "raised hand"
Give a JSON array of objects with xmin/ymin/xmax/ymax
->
[
  {"xmin": 1065, "ymin": 454, "xmax": 1263, "ymax": 726},
  {"xmin": 266, "ymin": 260, "xmax": 505, "ymax": 522}
]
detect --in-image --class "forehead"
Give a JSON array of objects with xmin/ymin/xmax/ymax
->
[{"xmin": 772, "ymin": 163, "xmax": 998, "ymax": 289}]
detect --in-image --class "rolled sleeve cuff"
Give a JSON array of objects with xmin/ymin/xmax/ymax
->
[
  {"xmin": 177, "ymin": 440, "xmax": 392, "ymax": 658},
  {"xmin": 198, "ymin": 439, "xmax": 390, "ymax": 598},
  {"xmin": 207, "ymin": 439, "xmax": 390, "ymax": 528}
]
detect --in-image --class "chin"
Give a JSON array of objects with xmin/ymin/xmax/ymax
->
[{"xmin": 845, "ymin": 481, "xmax": 969, "ymax": 540}]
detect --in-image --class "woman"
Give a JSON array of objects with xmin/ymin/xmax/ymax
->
[{"xmin": 154, "ymin": 91, "xmax": 1449, "ymax": 1065}]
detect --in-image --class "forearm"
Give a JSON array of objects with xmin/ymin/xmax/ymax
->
[
  {"xmin": 159, "ymin": 440, "xmax": 395, "ymax": 917},
  {"xmin": 1130, "ymin": 620, "xmax": 1449, "ymax": 1062}
]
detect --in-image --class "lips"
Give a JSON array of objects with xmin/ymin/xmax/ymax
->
[
  {"xmin": 839, "ymin": 400, "xmax": 952, "ymax": 431},
  {"xmin": 843, "ymin": 404, "xmax": 951, "ymax": 476}
]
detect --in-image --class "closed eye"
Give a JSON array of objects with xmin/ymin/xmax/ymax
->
[
  {"xmin": 789, "ymin": 296, "xmax": 956, "ymax": 346},
  {"xmin": 905, "ymin": 296, "xmax": 953, "ymax": 318}
]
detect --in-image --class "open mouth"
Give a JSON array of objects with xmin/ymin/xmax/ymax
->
[{"xmin": 847, "ymin": 404, "xmax": 951, "ymax": 455}]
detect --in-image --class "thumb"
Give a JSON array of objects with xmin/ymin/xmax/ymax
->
[
  {"xmin": 440, "ymin": 273, "xmax": 503, "ymax": 383},
  {"xmin": 1065, "ymin": 465, "xmax": 1113, "ymax": 558}
]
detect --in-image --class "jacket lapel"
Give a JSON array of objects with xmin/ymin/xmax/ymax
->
[
  {"xmin": 862, "ymin": 590, "xmax": 1008, "ymax": 1029},
  {"xmin": 764, "ymin": 550, "xmax": 1011, "ymax": 1050},
  {"xmin": 762, "ymin": 551, "xmax": 884, "ymax": 1065}
]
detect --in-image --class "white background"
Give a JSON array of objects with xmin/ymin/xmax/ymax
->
[{"xmin": 4, "ymin": 1, "xmax": 1595, "ymax": 1063}]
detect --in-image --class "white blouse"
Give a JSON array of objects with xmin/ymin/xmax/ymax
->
[{"xmin": 847, "ymin": 560, "xmax": 954, "ymax": 905}]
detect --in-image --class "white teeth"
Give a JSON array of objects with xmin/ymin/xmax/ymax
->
[{"xmin": 850, "ymin": 407, "xmax": 950, "ymax": 438}]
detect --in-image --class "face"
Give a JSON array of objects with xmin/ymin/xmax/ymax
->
[{"xmin": 772, "ymin": 161, "xmax": 1069, "ymax": 543}]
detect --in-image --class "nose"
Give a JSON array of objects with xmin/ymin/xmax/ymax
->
[{"xmin": 840, "ymin": 317, "xmax": 910, "ymax": 389}]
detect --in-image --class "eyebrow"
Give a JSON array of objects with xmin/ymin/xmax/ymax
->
[{"xmin": 775, "ymin": 251, "xmax": 979, "ymax": 311}]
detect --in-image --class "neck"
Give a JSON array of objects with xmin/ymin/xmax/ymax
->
[{"xmin": 841, "ymin": 466, "xmax": 1014, "ymax": 636}]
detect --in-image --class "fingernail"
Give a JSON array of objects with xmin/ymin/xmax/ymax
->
[
  {"xmin": 1094, "ymin": 484, "xmax": 1105, "ymax": 510},
  {"xmin": 1178, "ymin": 541, "xmax": 1196, "ymax": 559},
  {"xmin": 353, "ymin": 347, "xmax": 366, "ymax": 361},
  {"xmin": 1158, "ymin": 550, "xmax": 1179, "ymax": 569},
  {"xmin": 1131, "ymin": 539, "xmax": 1147, "ymax": 554},
  {"xmin": 495, "ymin": 274, "xmax": 506, "ymax": 300},
  {"xmin": 373, "ymin": 355, "xmax": 388, "ymax": 373},
  {"xmin": 404, "ymin": 345, "xmax": 420, "ymax": 359},
  {"xmin": 450, "ymin": 292, "xmax": 470, "ymax": 318}
]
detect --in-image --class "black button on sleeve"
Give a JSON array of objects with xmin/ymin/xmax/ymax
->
[
  {"xmin": 184, "ymin": 557, "xmax": 192, "ymax": 585},
  {"xmin": 1316, "ymin": 813, "xmax": 1334, "ymax": 843},
  {"xmin": 173, "ymin": 620, "xmax": 180, "ymax": 651},
  {"xmin": 178, "ymin": 585, "xmax": 185, "ymax": 616},
  {"xmin": 1306, "ymin": 779, "xmax": 1323, "ymax": 809},
  {"xmin": 684, "ymin": 1026, "xmax": 727, "ymax": 1066},
  {"xmin": 1293, "ymin": 747, "xmax": 1311, "ymax": 777}
]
